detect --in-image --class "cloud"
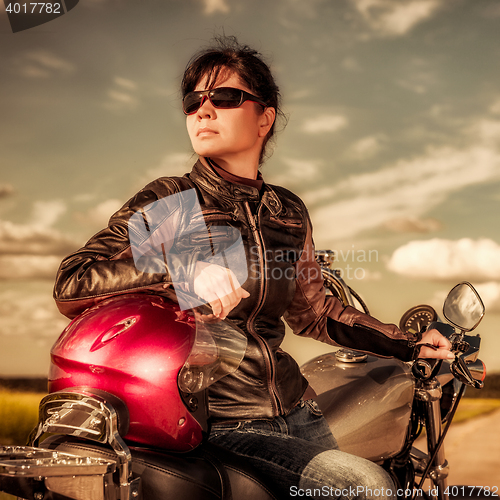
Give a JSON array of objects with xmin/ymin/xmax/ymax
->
[
  {"xmin": 351, "ymin": 0, "xmax": 444, "ymax": 37},
  {"xmin": 0, "ymin": 197, "xmax": 76, "ymax": 279},
  {"xmin": 279, "ymin": 0, "xmax": 324, "ymax": 20},
  {"xmin": 105, "ymin": 91, "xmax": 139, "ymax": 110},
  {"xmin": 383, "ymin": 216, "xmax": 442, "ymax": 233},
  {"xmin": 200, "ymin": 0, "xmax": 230, "ymax": 15},
  {"xmin": 76, "ymin": 155, "xmax": 194, "ymax": 230},
  {"xmin": 74, "ymin": 199, "xmax": 122, "ymax": 228},
  {"xmin": 490, "ymin": 99, "xmax": 500, "ymax": 115},
  {"xmin": 270, "ymin": 157, "xmax": 321, "ymax": 186},
  {"xmin": 0, "ymin": 184, "xmax": 14, "ymax": 198},
  {"xmin": 104, "ymin": 76, "xmax": 140, "ymax": 111},
  {"xmin": 0, "ymin": 255, "xmax": 61, "ymax": 280},
  {"xmin": 107, "ymin": 90, "xmax": 137, "ymax": 105},
  {"xmin": 387, "ymin": 238, "xmax": 500, "ymax": 282},
  {"xmin": 396, "ymin": 58, "xmax": 439, "ymax": 94},
  {"xmin": 346, "ymin": 135, "xmax": 385, "ymax": 160},
  {"xmin": 17, "ymin": 50, "xmax": 76, "ymax": 78},
  {"xmin": 341, "ymin": 57, "xmax": 363, "ymax": 72},
  {"xmin": 114, "ymin": 77, "xmax": 137, "ymax": 91},
  {"xmin": 303, "ymin": 123, "xmax": 500, "ymax": 240},
  {"xmin": 30, "ymin": 200, "xmax": 66, "ymax": 228},
  {"xmin": 302, "ymin": 115, "xmax": 348, "ymax": 134},
  {"xmin": 474, "ymin": 282, "xmax": 500, "ymax": 313},
  {"xmin": 139, "ymin": 152, "xmax": 195, "ymax": 187},
  {"xmin": 469, "ymin": 119, "xmax": 500, "ymax": 147},
  {"xmin": 0, "ymin": 220, "xmax": 77, "ymax": 257},
  {"xmin": 0, "ymin": 288, "xmax": 68, "ymax": 338}
]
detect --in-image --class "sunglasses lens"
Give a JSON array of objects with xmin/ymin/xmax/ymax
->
[
  {"xmin": 183, "ymin": 88, "xmax": 243, "ymax": 114},
  {"xmin": 210, "ymin": 88, "xmax": 242, "ymax": 108},
  {"xmin": 183, "ymin": 93, "xmax": 203, "ymax": 114}
]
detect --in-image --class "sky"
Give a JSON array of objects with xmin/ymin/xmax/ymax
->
[{"xmin": 1, "ymin": 0, "xmax": 500, "ymax": 376}]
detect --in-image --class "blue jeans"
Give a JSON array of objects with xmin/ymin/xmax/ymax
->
[{"xmin": 209, "ymin": 399, "xmax": 396, "ymax": 499}]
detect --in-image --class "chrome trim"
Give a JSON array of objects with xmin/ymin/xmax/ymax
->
[
  {"xmin": 0, "ymin": 446, "xmax": 117, "ymax": 500},
  {"xmin": 320, "ymin": 267, "xmax": 354, "ymax": 308},
  {"xmin": 315, "ymin": 250, "xmax": 336, "ymax": 269},
  {"xmin": 315, "ymin": 252, "xmax": 370, "ymax": 314},
  {"xmin": 335, "ymin": 348, "xmax": 368, "ymax": 363},
  {"xmin": 25, "ymin": 389, "xmax": 140, "ymax": 500},
  {"xmin": 0, "ymin": 446, "xmax": 115, "ymax": 476}
]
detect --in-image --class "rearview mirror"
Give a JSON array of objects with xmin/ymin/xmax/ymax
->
[{"xmin": 443, "ymin": 282, "xmax": 485, "ymax": 332}]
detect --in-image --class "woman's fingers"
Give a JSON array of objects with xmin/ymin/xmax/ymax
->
[
  {"xmin": 210, "ymin": 271, "xmax": 249, "ymax": 319},
  {"xmin": 417, "ymin": 329, "xmax": 454, "ymax": 359},
  {"xmin": 193, "ymin": 262, "xmax": 249, "ymax": 319}
]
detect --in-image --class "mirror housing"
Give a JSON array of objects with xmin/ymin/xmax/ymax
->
[{"xmin": 443, "ymin": 282, "xmax": 485, "ymax": 332}]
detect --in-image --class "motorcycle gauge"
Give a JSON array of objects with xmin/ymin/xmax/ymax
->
[{"xmin": 399, "ymin": 304, "xmax": 438, "ymax": 336}]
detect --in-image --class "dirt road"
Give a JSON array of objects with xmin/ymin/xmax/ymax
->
[
  {"xmin": 417, "ymin": 408, "xmax": 500, "ymax": 488},
  {"xmin": 446, "ymin": 408, "xmax": 500, "ymax": 488}
]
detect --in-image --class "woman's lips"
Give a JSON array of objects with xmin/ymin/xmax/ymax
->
[{"xmin": 197, "ymin": 127, "xmax": 218, "ymax": 136}]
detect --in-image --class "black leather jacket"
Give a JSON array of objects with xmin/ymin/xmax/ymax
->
[{"xmin": 54, "ymin": 160, "xmax": 419, "ymax": 421}]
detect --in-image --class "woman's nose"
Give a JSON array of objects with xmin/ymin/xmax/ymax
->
[{"xmin": 197, "ymin": 96, "xmax": 215, "ymax": 119}]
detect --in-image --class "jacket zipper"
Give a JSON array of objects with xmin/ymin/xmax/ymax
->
[
  {"xmin": 243, "ymin": 201, "xmax": 284, "ymax": 416},
  {"xmin": 201, "ymin": 211, "xmax": 236, "ymax": 223}
]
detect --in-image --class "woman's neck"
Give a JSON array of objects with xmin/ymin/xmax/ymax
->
[
  {"xmin": 204, "ymin": 157, "xmax": 263, "ymax": 189},
  {"xmin": 200, "ymin": 156, "xmax": 259, "ymax": 180}
]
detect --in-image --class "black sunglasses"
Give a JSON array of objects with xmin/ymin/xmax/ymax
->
[{"xmin": 183, "ymin": 87, "xmax": 268, "ymax": 115}]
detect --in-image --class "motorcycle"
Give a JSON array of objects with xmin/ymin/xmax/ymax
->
[
  {"xmin": 302, "ymin": 251, "xmax": 487, "ymax": 500},
  {"xmin": 0, "ymin": 249, "xmax": 487, "ymax": 500}
]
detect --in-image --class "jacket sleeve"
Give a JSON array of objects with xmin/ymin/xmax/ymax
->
[
  {"xmin": 283, "ymin": 218, "xmax": 420, "ymax": 362},
  {"xmin": 53, "ymin": 183, "xmax": 199, "ymax": 319}
]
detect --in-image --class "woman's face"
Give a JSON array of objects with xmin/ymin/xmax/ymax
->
[{"xmin": 186, "ymin": 70, "xmax": 274, "ymax": 173}]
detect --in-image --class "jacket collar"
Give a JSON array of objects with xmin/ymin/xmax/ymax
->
[{"xmin": 188, "ymin": 160, "xmax": 283, "ymax": 216}]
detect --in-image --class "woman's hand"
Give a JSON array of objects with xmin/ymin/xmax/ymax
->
[
  {"xmin": 417, "ymin": 329, "xmax": 455, "ymax": 360},
  {"xmin": 193, "ymin": 261, "xmax": 250, "ymax": 320}
]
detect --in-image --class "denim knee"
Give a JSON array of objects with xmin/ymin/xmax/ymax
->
[{"xmin": 299, "ymin": 449, "xmax": 396, "ymax": 500}]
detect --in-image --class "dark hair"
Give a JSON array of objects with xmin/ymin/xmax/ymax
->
[{"xmin": 181, "ymin": 36, "xmax": 285, "ymax": 165}]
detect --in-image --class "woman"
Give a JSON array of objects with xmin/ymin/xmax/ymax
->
[{"xmin": 54, "ymin": 37, "xmax": 453, "ymax": 499}]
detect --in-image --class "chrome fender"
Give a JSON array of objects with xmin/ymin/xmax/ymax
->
[{"xmin": 301, "ymin": 350, "xmax": 414, "ymax": 462}]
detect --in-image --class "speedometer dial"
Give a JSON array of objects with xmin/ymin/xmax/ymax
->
[{"xmin": 399, "ymin": 305, "xmax": 438, "ymax": 336}]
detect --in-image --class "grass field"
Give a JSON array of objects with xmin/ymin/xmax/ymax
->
[
  {"xmin": 1, "ymin": 389, "xmax": 500, "ymax": 445},
  {"xmin": 2, "ymin": 391, "xmax": 499, "ymax": 445},
  {"xmin": 0, "ymin": 390, "xmax": 499, "ymax": 499},
  {"xmin": 0, "ymin": 390, "xmax": 45, "ymax": 500},
  {"xmin": 0, "ymin": 389, "xmax": 43, "ymax": 446},
  {"xmin": 449, "ymin": 397, "xmax": 500, "ymax": 423}
]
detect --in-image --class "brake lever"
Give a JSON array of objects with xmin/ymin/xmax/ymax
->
[{"xmin": 450, "ymin": 355, "xmax": 484, "ymax": 389}]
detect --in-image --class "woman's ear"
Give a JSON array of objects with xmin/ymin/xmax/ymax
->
[{"xmin": 258, "ymin": 107, "xmax": 276, "ymax": 138}]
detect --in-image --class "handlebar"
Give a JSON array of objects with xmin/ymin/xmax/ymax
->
[{"xmin": 414, "ymin": 321, "xmax": 483, "ymax": 388}]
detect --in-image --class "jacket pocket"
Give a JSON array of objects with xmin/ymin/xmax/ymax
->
[
  {"xmin": 188, "ymin": 225, "xmax": 238, "ymax": 245},
  {"xmin": 269, "ymin": 215, "xmax": 303, "ymax": 228}
]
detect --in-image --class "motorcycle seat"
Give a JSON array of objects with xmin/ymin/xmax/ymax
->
[
  {"xmin": 33, "ymin": 388, "xmax": 277, "ymax": 499},
  {"xmin": 44, "ymin": 437, "xmax": 277, "ymax": 500}
]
